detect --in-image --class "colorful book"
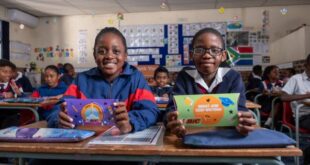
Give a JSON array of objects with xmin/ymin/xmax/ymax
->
[
  {"xmin": 0, "ymin": 127, "xmax": 95, "ymax": 142},
  {"xmin": 65, "ymin": 99, "xmax": 118, "ymax": 126},
  {"xmin": 173, "ymin": 93, "xmax": 240, "ymax": 127},
  {"xmin": 89, "ymin": 125, "xmax": 164, "ymax": 145}
]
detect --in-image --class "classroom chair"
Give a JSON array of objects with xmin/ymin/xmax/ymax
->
[
  {"xmin": 280, "ymin": 102, "xmax": 310, "ymax": 147},
  {"xmin": 254, "ymin": 94, "xmax": 281, "ymax": 129}
]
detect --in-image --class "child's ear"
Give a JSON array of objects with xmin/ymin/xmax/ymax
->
[{"xmin": 221, "ymin": 51, "xmax": 227, "ymax": 62}]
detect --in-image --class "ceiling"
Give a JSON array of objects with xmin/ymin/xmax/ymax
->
[{"xmin": 0, "ymin": 0, "xmax": 310, "ymax": 17}]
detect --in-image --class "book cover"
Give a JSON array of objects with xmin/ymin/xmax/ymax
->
[
  {"xmin": 65, "ymin": 99, "xmax": 118, "ymax": 126},
  {"xmin": 0, "ymin": 127, "xmax": 95, "ymax": 142},
  {"xmin": 88, "ymin": 125, "xmax": 164, "ymax": 145},
  {"xmin": 173, "ymin": 93, "xmax": 240, "ymax": 127}
]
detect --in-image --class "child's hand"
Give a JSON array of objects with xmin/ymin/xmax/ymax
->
[
  {"xmin": 10, "ymin": 81, "xmax": 22, "ymax": 96},
  {"xmin": 166, "ymin": 111, "xmax": 186, "ymax": 138},
  {"xmin": 236, "ymin": 111, "xmax": 256, "ymax": 135},
  {"xmin": 113, "ymin": 102, "xmax": 132, "ymax": 134},
  {"xmin": 3, "ymin": 92, "xmax": 14, "ymax": 98},
  {"xmin": 58, "ymin": 102, "xmax": 75, "ymax": 129}
]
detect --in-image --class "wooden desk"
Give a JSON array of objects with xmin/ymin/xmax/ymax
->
[
  {"xmin": 0, "ymin": 122, "xmax": 302, "ymax": 165},
  {"xmin": 0, "ymin": 99, "xmax": 59, "ymax": 122},
  {"xmin": 246, "ymin": 100, "xmax": 261, "ymax": 109}
]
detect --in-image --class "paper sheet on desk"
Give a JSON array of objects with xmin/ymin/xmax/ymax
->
[
  {"xmin": 88, "ymin": 125, "xmax": 164, "ymax": 145},
  {"xmin": 173, "ymin": 93, "xmax": 239, "ymax": 127}
]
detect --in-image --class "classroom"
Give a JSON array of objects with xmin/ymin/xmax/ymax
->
[{"xmin": 0, "ymin": 0, "xmax": 309, "ymax": 165}]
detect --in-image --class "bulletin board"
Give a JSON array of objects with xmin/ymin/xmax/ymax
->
[
  {"xmin": 120, "ymin": 22, "xmax": 227, "ymax": 67},
  {"xmin": 120, "ymin": 22, "xmax": 269, "ymax": 68}
]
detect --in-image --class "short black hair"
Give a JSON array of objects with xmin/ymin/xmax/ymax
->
[
  {"xmin": 253, "ymin": 65, "xmax": 262, "ymax": 75},
  {"xmin": 63, "ymin": 63, "xmax": 74, "ymax": 74},
  {"xmin": 0, "ymin": 59, "xmax": 16, "ymax": 70},
  {"xmin": 93, "ymin": 27, "xmax": 127, "ymax": 56},
  {"xmin": 191, "ymin": 28, "xmax": 225, "ymax": 50},
  {"xmin": 45, "ymin": 65, "xmax": 60, "ymax": 75},
  {"xmin": 154, "ymin": 66, "xmax": 169, "ymax": 79}
]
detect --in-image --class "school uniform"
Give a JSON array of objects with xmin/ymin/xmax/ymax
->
[
  {"xmin": 60, "ymin": 73, "xmax": 74, "ymax": 86},
  {"xmin": 151, "ymin": 85, "xmax": 173, "ymax": 97},
  {"xmin": 282, "ymin": 72, "xmax": 310, "ymax": 130},
  {"xmin": 258, "ymin": 79, "xmax": 283, "ymax": 114},
  {"xmin": 47, "ymin": 62, "xmax": 160, "ymax": 131},
  {"xmin": 166, "ymin": 66, "xmax": 247, "ymax": 113},
  {"xmin": 14, "ymin": 71, "xmax": 34, "ymax": 93},
  {"xmin": 0, "ymin": 80, "xmax": 24, "ymax": 128},
  {"xmin": 31, "ymin": 81, "xmax": 68, "ymax": 120}
]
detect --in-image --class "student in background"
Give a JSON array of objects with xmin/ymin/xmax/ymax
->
[
  {"xmin": 0, "ymin": 59, "xmax": 24, "ymax": 128},
  {"xmin": 61, "ymin": 63, "xmax": 76, "ymax": 85},
  {"xmin": 30, "ymin": 65, "xmax": 68, "ymax": 121},
  {"xmin": 259, "ymin": 65, "xmax": 283, "ymax": 128},
  {"xmin": 281, "ymin": 54, "xmax": 310, "ymax": 131},
  {"xmin": 12, "ymin": 65, "xmax": 34, "ymax": 93},
  {"xmin": 57, "ymin": 63, "xmax": 64, "ymax": 74},
  {"xmin": 166, "ymin": 28, "xmax": 256, "ymax": 138},
  {"xmin": 281, "ymin": 68, "xmax": 296, "ymax": 85},
  {"xmin": 151, "ymin": 66, "xmax": 173, "ymax": 99},
  {"xmin": 246, "ymin": 65, "xmax": 262, "ymax": 100},
  {"xmin": 55, "ymin": 27, "xmax": 160, "ymax": 134},
  {"xmin": 0, "ymin": 59, "xmax": 23, "ymax": 98}
]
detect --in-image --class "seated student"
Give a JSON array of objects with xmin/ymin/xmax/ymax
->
[
  {"xmin": 12, "ymin": 65, "xmax": 34, "ymax": 93},
  {"xmin": 246, "ymin": 65, "xmax": 262, "ymax": 100},
  {"xmin": 281, "ymin": 54, "xmax": 310, "ymax": 131},
  {"xmin": 30, "ymin": 65, "xmax": 68, "ymax": 121},
  {"xmin": 151, "ymin": 66, "xmax": 173, "ymax": 99},
  {"xmin": 259, "ymin": 65, "xmax": 283, "ymax": 128},
  {"xmin": 53, "ymin": 27, "xmax": 160, "ymax": 134},
  {"xmin": 60, "ymin": 63, "xmax": 76, "ymax": 85},
  {"xmin": 166, "ymin": 28, "xmax": 256, "ymax": 138},
  {"xmin": 0, "ymin": 59, "xmax": 24, "ymax": 128},
  {"xmin": 281, "ymin": 68, "xmax": 296, "ymax": 85}
]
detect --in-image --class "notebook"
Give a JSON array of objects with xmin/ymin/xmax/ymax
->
[
  {"xmin": 0, "ymin": 127, "xmax": 95, "ymax": 142},
  {"xmin": 65, "ymin": 99, "xmax": 118, "ymax": 126},
  {"xmin": 173, "ymin": 93, "xmax": 240, "ymax": 127},
  {"xmin": 89, "ymin": 125, "xmax": 164, "ymax": 145}
]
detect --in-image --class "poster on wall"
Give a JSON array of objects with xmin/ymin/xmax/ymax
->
[
  {"xmin": 227, "ymin": 21, "xmax": 243, "ymax": 31},
  {"xmin": 78, "ymin": 30, "xmax": 88, "ymax": 64},
  {"xmin": 10, "ymin": 41, "xmax": 31, "ymax": 61}
]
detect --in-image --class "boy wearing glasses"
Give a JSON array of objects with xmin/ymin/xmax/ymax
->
[{"xmin": 165, "ymin": 28, "xmax": 256, "ymax": 137}]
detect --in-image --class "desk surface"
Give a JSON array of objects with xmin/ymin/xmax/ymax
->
[
  {"xmin": 0, "ymin": 121, "xmax": 301, "ymax": 158},
  {"xmin": 0, "ymin": 99, "xmax": 59, "ymax": 107}
]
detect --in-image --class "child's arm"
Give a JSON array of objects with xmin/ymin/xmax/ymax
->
[{"xmin": 127, "ymin": 72, "xmax": 161, "ymax": 132}]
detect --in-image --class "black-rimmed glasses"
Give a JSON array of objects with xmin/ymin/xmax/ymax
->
[{"xmin": 192, "ymin": 47, "xmax": 224, "ymax": 57}]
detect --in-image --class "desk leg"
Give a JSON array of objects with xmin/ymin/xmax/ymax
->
[{"xmin": 0, "ymin": 106, "xmax": 39, "ymax": 122}]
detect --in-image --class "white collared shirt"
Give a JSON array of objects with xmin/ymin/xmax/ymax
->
[
  {"xmin": 185, "ymin": 67, "xmax": 231, "ymax": 93},
  {"xmin": 282, "ymin": 72, "xmax": 310, "ymax": 117}
]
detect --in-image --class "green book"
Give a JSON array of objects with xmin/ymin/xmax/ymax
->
[{"xmin": 173, "ymin": 93, "xmax": 240, "ymax": 127}]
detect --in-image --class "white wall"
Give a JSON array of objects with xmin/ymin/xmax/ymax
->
[
  {"xmin": 3, "ymin": 5, "xmax": 310, "ymax": 68},
  {"xmin": 270, "ymin": 26, "xmax": 307, "ymax": 64}
]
